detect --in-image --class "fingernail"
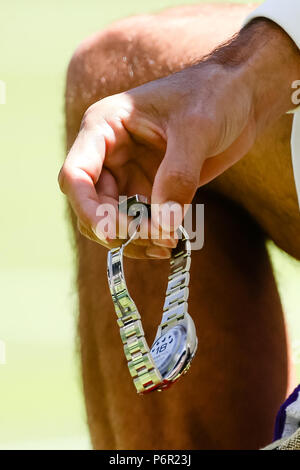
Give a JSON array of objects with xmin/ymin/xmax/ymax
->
[
  {"xmin": 146, "ymin": 246, "xmax": 171, "ymax": 259},
  {"xmin": 158, "ymin": 201, "xmax": 182, "ymax": 232},
  {"xmin": 152, "ymin": 238, "xmax": 177, "ymax": 248}
]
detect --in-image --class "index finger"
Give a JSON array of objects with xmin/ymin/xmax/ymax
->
[{"xmin": 59, "ymin": 121, "xmax": 116, "ymax": 237}]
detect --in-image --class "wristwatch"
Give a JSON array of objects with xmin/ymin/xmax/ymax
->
[{"xmin": 107, "ymin": 195, "xmax": 198, "ymax": 394}]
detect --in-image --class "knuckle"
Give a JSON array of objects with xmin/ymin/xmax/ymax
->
[
  {"xmin": 166, "ymin": 168, "xmax": 198, "ymax": 189},
  {"xmin": 164, "ymin": 168, "xmax": 199, "ymax": 202},
  {"xmin": 58, "ymin": 165, "xmax": 68, "ymax": 193},
  {"xmin": 80, "ymin": 97, "xmax": 113, "ymax": 131},
  {"xmin": 58, "ymin": 163, "xmax": 76, "ymax": 194},
  {"xmin": 185, "ymin": 108, "xmax": 217, "ymax": 133},
  {"xmin": 81, "ymin": 103, "xmax": 98, "ymax": 130}
]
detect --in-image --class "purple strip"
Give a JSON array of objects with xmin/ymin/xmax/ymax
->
[{"xmin": 273, "ymin": 384, "xmax": 300, "ymax": 441}]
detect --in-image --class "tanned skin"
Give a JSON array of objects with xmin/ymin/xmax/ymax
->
[{"xmin": 60, "ymin": 4, "xmax": 300, "ymax": 449}]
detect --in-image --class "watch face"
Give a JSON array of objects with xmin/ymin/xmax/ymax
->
[{"xmin": 150, "ymin": 325, "xmax": 187, "ymax": 378}]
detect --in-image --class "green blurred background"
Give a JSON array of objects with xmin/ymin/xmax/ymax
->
[{"xmin": 0, "ymin": 0, "xmax": 299, "ymax": 450}]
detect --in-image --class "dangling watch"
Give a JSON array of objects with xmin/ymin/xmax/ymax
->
[{"xmin": 107, "ymin": 195, "xmax": 198, "ymax": 394}]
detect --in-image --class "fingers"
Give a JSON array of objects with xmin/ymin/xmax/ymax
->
[
  {"xmin": 77, "ymin": 219, "xmax": 173, "ymax": 259},
  {"xmin": 59, "ymin": 123, "xmax": 107, "ymax": 231},
  {"xmin": 151, "ymin": 131, "xmax": 203, "ymax": 232},
  {"xmin": 59, "ymin": 95, "xmax": 200, "ymax": 259},
  {"xmin": 59, "ymin": 105, "xmax": 124, "ymax": 245},
  {"xmin": 127, "ymin": 216, "xmax": 176, "ymax": 259}
]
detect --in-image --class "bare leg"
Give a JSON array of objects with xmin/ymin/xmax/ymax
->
[{"xmin": 65, "ymin": 5, "xmax": 289, "ymax": 449}]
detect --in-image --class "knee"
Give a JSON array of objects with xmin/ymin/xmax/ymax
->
[
  {"xmin": 65, "ymin": 27, "xmax": 127, "ymax": 124},
  {"xmin": 65, "ymin": 15, "xmax": 157, "ymax": 125}
]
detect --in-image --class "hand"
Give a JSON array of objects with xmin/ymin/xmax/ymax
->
[{"xmin": 58, "ymin": 18, "xmax": 300, "ymax": 259}]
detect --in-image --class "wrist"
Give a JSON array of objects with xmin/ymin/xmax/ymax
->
[
  {"xmin": 248, "ymin": 19, "xmax": 300, "ymax": 131},
  {"xmin": 206, "ymin": 18, "xmax": 300, "ymax": 133}
]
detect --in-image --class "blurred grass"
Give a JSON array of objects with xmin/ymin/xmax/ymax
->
[{"xmin": 0, "ymin": 0, "xmax": 299, "ymax": 450}]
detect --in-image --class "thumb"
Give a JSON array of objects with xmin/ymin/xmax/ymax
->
[{"xmin": 151, "ymin": 133, "xmax": 202, "ymax": 232}]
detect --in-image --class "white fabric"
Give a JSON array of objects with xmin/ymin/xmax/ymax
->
[{"xmin": 243, "ymin": 0, "xmax": 300, "ymax": 208}]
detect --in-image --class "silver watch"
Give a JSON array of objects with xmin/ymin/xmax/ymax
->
[{"xmin": 107, "ymin": 195, "xmax": 198, "ymax": 394}]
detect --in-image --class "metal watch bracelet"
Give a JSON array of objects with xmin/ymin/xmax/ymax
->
[{"xmin": 107, "ymin": 195, "xmax": 198, "ymax": 394}]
